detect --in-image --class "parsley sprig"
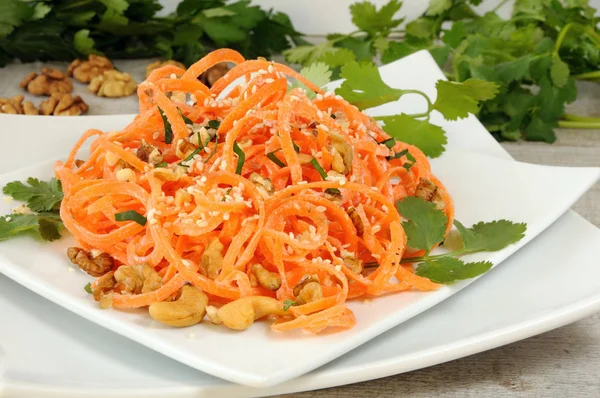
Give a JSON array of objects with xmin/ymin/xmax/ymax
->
[{"xmin": 395, "ymin": 197, "xmax": 526, "ymax": 284}]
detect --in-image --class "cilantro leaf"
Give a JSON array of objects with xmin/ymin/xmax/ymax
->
[
  {"xmin": 454, "ymin": 219, "xmax": 527, "ymax": 252},
  {"xmin": 0, "ymin": 0, "xmax": 33, "ymax": 38},
  {"xmin": 427, "ymin": 0, "xmax": 453, "ymax": 16},
  {"xmin": 550, "ymin": 56, "xmax": 570, "ymax": 88},
  {"xmin": 233, "ymin": 141, "xmax": 245, "ymax": 175},
  {"xmin": 350, "ymin": 0, "xmax": 404, "ymax": 37},
  {"xmin": 416, "ymin": 257, "xmax": 493, "ymax": 284},
  {"xmin": 0, "ymin": 213, "xmax": 62, "ymax": 242},
  {"xmin": 336, "ymin": 61, "xmax": 403, "ymax": 110},
  {"xmin": 284, "ymin": 43, "xmax": 335, "ymax": 67},
  {"xmin": 3, "ymin": 177, "xmax": 63, "ymax": 212},
  {"xmin": 379, "ymin": 114, "xmax": 447, "ymax": 158},
  {"xmin": 396, "ymin": 196, "xmax": 447, "ymax": 251},
  {"xmin": 320, "ymin": 47, "xmax": 357, "ymax": 69},
  {"xmin": 84, "ymin": 283, "xmax": 93, "ymax": 294},
  {"xmin": 433, "ymin": 79, "xmax": 500, "ymax": 120},
  {"xmin": 291, "ymin": 62, "xmax": 331, "ymax": 99},
  {"xmin": 158, "ymin": 107, "xmax": 173, "ymax": 144},
  {"xmin": 74, "ymin": 29, "xmax": 95, "ymax": 56}
]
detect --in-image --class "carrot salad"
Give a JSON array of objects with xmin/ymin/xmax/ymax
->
[{"xmin": 56, "ymin": 49, "xmax": 454, "ymax": 334}]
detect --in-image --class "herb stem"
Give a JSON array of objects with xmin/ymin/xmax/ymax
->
[
  {"xmin": 553, "ymin": 23, "xmax": 575, "ymax": 56},
  {"xmin": 571, "ymin": 70, "xmax": 600, "ymax": 80},
  {"xmin": 558, "ymin": 120, "xmax": 600, "ymax": 129},
  {"xmin": 492, "ymin": 0, "xmax": 510, "ymax": 13},
  {"xmin": 400, "ymin": 89, "xmax": 433, "ymax": 116},
  {"xmin": 399, "ymin": 249, "xmax": 468, "ymax": 264}
]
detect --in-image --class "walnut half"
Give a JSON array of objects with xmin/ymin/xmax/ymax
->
[
  {"xmin": 20, "ymin": 68, "xmax": 73, "ymax": 96},
  {"xmin": 88, "ymin": 70, "xmax": 137, "ymax": 97},
  {"xmin": 39, "ymin": 93, "xmax": 89, "ymax": 116},
  {"xmin": 68, "ymin": 55, "xmax": 114, "ymax": 84},
  {"xmin": 67, "ymin": 247, "xmax": 114, "ymax": 277}
]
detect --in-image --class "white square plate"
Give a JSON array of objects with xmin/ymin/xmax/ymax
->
[{"xmin": 0, "ymin": 51, "xmax": 598, "ymax": 388}]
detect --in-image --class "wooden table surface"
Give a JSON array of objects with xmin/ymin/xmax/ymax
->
[{"xmin": 1, "ymin": 61, "xmax": 599, "ymax": 398}]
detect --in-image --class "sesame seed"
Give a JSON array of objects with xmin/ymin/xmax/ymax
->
[
  {"xmin": 223, "ymin": 212, "xmax": 230, "ymax": 220},
  {"xmin": 265, "ymin": 78, "xmax": 275, "ymax": 84},
  {"xmin": 372, "ymin": 225, "xmax": 381, "ymax": 233},
  {"xmin": 149, "ymin": 219, "xmax": 158, "ymax": 225},
  {"xmin": 289, "ymin": 232, "xmax": 295, "ymax": 239},
  {"xmin": 317, "ymin": 110, "xmax": 324, "ymax": 119},
  {"xmin": 339, "ymin": 179, "xmax": 347, "ymax": 186},
  {"xmin": 335, "ymin": 265, "xmax": 342, "ymax": 272},
  {"xmin": 293, "ymin": 203, "xmax": 300, "ymax": 210},
  {"xmin": 316, "ymin": 94, "xmax": 323, "ymax": 101},
  {"xmin": 251, "ymin": 85, "xmax": 257, "ymax": 94},
  {"xmin": 200, "ymin": 176, "xmax": 207, "ymax": 183},
  {"xmin": 182, "ymin": 259, "xmax": 191, "ymax": 267},
  {"xmin": 324, "ymin": 91, "xmax": 333, "ymax": 98},
  {"xmin": 371, "ymin": 186, "xmax": 379, "ymax": 191},
  {"xmin": 382, "ymin": 205, "xmax": 388, "ymax": 213},
  {"xmin": 196, "ymin": 220, "xmax": 208, "ymax": 227},
  {"xmin": 319, "ymin": 124, "xmax": 329, "ymax": 132},
  {"xmin": 268, "ymin": 65, "xmax": 274, "ymax": 73},
  {"xmin": 316, "ymin": 206, "xmax": 326, "ymax": 212},
  {"xmin": 372, "ymin": 253, "xmax": 380, "ymax": 259},
  {"xmin": 335, "ymin": 95, "xmax": 343, "ymax": 100},
  {"xmin": 297, "ymin": 181, "xmax": 307, "ymax": 185},
  {"xmin": 152, "ymin": 132, "xmax": 160, "ymax": 140}
]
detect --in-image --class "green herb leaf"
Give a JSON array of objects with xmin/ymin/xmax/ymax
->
[
  {"xmin": 550, "ymin": 56, "xmax": 570, "ymax": 88},
  {"xmin": 207, "ymin": 119, "xmax": 221, "ymax": 130},
  {"xmin": 379, "ymin": 114, "xmax": 447, "ymax": 158},
  {"xmin": 3, "ymin": 177, "xmax": 63, "ymax": 212},
  {"xmin": 309, "ymin": 158, "xmax": 328, "ymax": 180},
  {"xmin": 267, "ymin": 149, "xmax": 286, "ymax": 168},
  {"xmin": 336, "ymin": 61, "xmax": 403, "ymax": 110},
  {"xmin": 0, "ymin": 0, "xmax": 33, "ymax": 38},
  {"xmin": 233, "ymin": 142, "xmax": 245, "ymax": 175},
  {"xmin": 158, "ymin": 107, "xmax": 173, "ymax": 144},
  {"xmin": 155, "ymin": 161, "xmax": 168, "ymax": 168},
  {"xmin": 291, "ymin": 62, "xmax": 331, "ymax": 99},
  {"xmin": 204, "ymin": 133, "xmax": 219, "ymax": 163},
  {"xmin": 84, "ymin": 282, "xmax": 93, "ymax": 294},
  {"xmin": 115, "ymin": 210, "xmax": 147, "ymax": 226},
  {"xmin": 454, "ymin": 220, "xmax": 527, "ymax": 252},
  {"xmin": 433, "ymin": 79, "xmax": 500, "ymax": 121},
  {"xmin": 415, "ymin": 257, "xmax": 493, "ymax": 284},
  {"xmin": 396, "ymin": 196, "xmax": 447, "ymax": 251},
  {"xmin": 350, "ymin": 0, "xmax": 404, "ymax": 37},
  {"xmin": 427, "ymin": 0, "xmax": 452, "ymax": 16},
  {"xmin": 0, "ymin": 213, "xmax": 62, "ymax": 242},
  {"xmin": 179, "ymin": 109, "xmax": 194, "ymax": 125},
  {"xmin": 283, "ymin": 299, "xmax": 298, "ymax": 311},
  {"xmin": 73, "ymin": 29, "xmax": 95, "ymax": 56}
]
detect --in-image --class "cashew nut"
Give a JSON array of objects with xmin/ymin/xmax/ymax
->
[
  {"xmin": 149, "ymin": 285, "xmax": 208, "ymax": 327},
  {"xmin": 251, "ymin": 264, "xmax": 281, "ymax": 291},
  {"xmin": 217, "ymin": 296, "xmax": 286, "ymax": 330}
]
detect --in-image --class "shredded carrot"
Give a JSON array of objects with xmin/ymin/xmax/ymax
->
[{"xmin": 57, "ymin": 49, "xmax": 453, "ymax": 334}]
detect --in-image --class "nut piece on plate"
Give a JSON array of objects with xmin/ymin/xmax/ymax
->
[
  {"xmin": 88, "ymin": 70, "xmax": 137, "ymax": 97},
  {"xmin": 67, "ymin": 247, "xmax": 114, "ymax": 277},
  {"xmin": 39, "ymin": 93, "xmax": 89, "ymax": 116},
  {"xmin": 20, "ymin": 68, "xmax": 73, "ymax": 96},
  {"xmin": 68, "ymin": 55, "xmax": 114, "ymax": 83},
  {"xmin": 200, "ymin": 62, "xmax": 229, "ymax": 88},
  {"xmin": 0, "ymin": 95, "xmax": 39, "ymax": 115},
  {"xmin": 146, "ymin": 60, "xmax": 186, "ymax": 78}
]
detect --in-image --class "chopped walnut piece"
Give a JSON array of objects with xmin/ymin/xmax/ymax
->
[
  {"xmin": 67, "ymin": 247, "xmax": 114, "ymax": 277},
  {"xmin": 39, "ymin": 93, "xmax": 89, "ymax": 116},
  {"xmin": 343, "ymin": 255, "xmax": 363, "ymax": 274},
  {"xmin": 114, "ymin": 264, "xmax": 163, "ymax": 295},
  {"xmin": 88, "ymin": 70, "xmax": 137, "ymax": 97},
  {"xmin": 21, "ymin": 68, "xmax": 73, "ymax": 96},
  {"xmin": 146, "ymin": 60, "xmax": 186, "ymax": 78},
  {"xmin": 136, "ymin": 140, "xmax": 163, "ymax": 165},
  {"xmin": 68, "ymin": 55, "xmax": 114, "ymax": 83},
  {"xmin": 251, "ymin": 264, "xmax": 281, "ymax": 291},
  {"xmin": 199, "ymin": 63, "xmax": 229, "ymax": 88},
  {"xmin": 249, "ymin": 172, "xmax": 274, "ymax": 199},
  {"xmin": 415, "ymin": 178, "xmax": 445, "ymax": 210},
  {"xmin": 346, "ymin": 207, "xmax": 364, "ymax": 235},
  {"xmin": 91, "ymin": 271, "xmax": 117, "ymax": 301},
  {"xmin": 201, "ymin": 238, "xmax": 224, "ymax": 279}
]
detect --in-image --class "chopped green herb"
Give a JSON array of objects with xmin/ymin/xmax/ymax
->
[
  {"xmin": 331, "ymin": 114, "xmax": 337, "ymax": 119},
  {"xmin": 379, "ymin": 138, "xmax": 396, "ymax": 149},
  {"xmin": 204, "ymin": 133, "xmax": 220, "ymax": 163},
  {"xmin": 233, "ymin": 142, "xmax": 246, "ymax": 175},
  {"xmin": 84, "ymin": 282, "xmax": 92, "ymax": 294},
  {"xmin": 222, "ymin": 188, "xmax": 232, "ymax": 202},
  {"xmin": 115, "ymin": 210, "xmax": 147, "ymax": 226},
  {"xmin": 158, "ymin": 107, "xmax": 173, "ymax": 144},
  {"xmin": 267, "ymin": 149, "xmax": 286, "ymax": 168},
  {"xmin": 309, "ymin": 158, "xmax": 328, "ymax": 180},
  {"xmin": 283, "ymin": 299, "xmax": 298, "ymax": 311},
  {"xmin": 155, "ymin": 161, "xmax": 168, "ymax": 168},
  {"xmin": 179, "ymin": 109, "xmax": 194, "ymax": 125},
  {"xmin": 207, "ymin": 120, "xmax": 221, "ymax": 130},
  {"xmin": 293, "ymin": 141, "xmax": 301, "ymax": 153},
  {"xmin": 386, "ymin": 149, "xmax": 409, "ymax": 161},
  {"xmin": 325, "ymin": 188, "xmax": 342, "ymax": 196}
]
